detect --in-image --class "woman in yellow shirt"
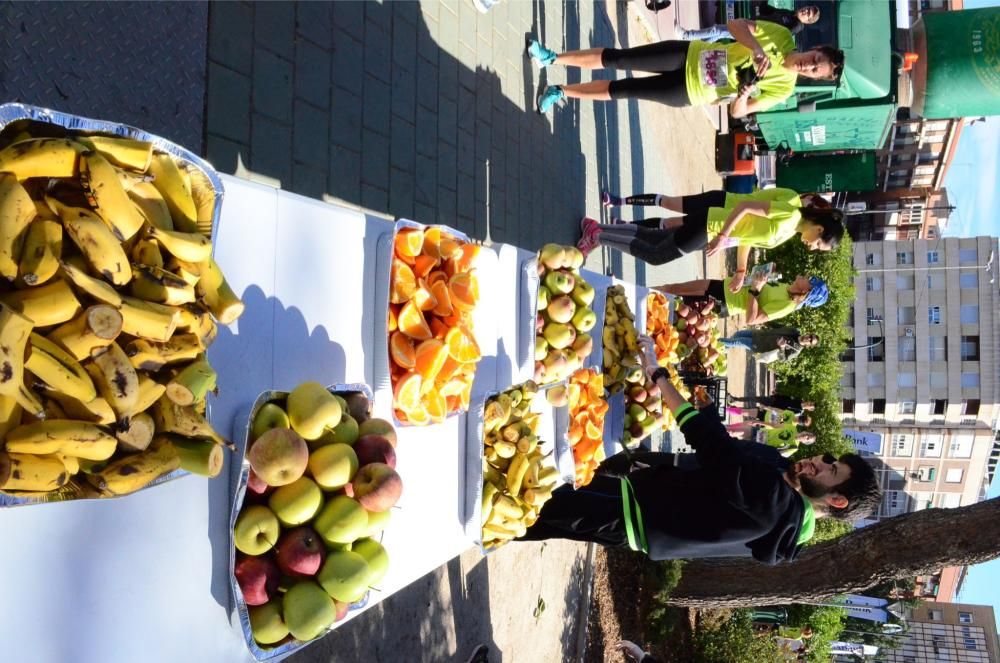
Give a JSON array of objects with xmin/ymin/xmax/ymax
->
[
  {"xmin": 578, "ymin": 189, "xmax": 844, "ymax": 272},
  {"xmin": 657, "ymin": 273, "xmax": 829, "ymax": 326}
]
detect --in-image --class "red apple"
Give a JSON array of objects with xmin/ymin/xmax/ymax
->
[
  {"xmin": 275, "ymin": 527, "xmax": 327, "ymax": 579},
  {"xmin": 351, "ymin": 462, "xmax": 403, "ymax": 511},
  {"xmin": 353, "ymin": 435, "xmax": 396, "ymax": 468},
  {"xmin": 334, "ymin": 600, "xmax": 350, "ymax": 622},
  {"xmin": 235, "ymin": 554, "xmax": 282, "ymax": 606},
  {"xmin": 246, "ymin": 469, "xmax": 271, "ymax": 496},
  {"xmin": 247, "ymin": 428, "xmax": 310, "ymax": 486}
]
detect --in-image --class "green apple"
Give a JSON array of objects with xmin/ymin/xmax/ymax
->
[
  {"xmin": 251, "ymin": 403, "xmax": 291, "ymax": 442},
  {"xmin": 314, "ymin": 495, "xmax": 368, "ymax": 545},
  {"xmin": 536, "ymin": 285, "xmax": 550, "ymax": 311},
  {"xmin": 287, "ymin": 381, "xmax": 342, "ymax": 441},
  {"xmin": 356, "ymin": 418, "xmax": 397, "ymax": 447},
  {"xmin": 308, "ymin": 444, "xmax": 358, "ymax": 490},
  {"xmin": 247, "ymin": 427, "xmax": 310, "ymax": 487},
  {"xmin": 268, "ymin": 477, "xmax": 323, "ymax": 526},
  {"xmin": 351, "ymin": 538, "xmax": 389, "ymax": 586},
  {"xmin": 318, "ymin": 550, "xmax": 371, "ymax": 602},
  {"xmin": 328, "ymin": 415, "xmax": 359, "ymax": 446},
  {"xmin": 234, "ymin": 504, "xmax": 281, "ymax": 555},
  {"xmin": 571, "ymin": 307, "xmax": 597, "ymax": 332},
  {"xmin": 543, "ymin": 270, "xmax": 575, "ymax": 295},
  {"xmin": 546, "ymin": 295, "xmax": 576, "ymax": 324},
  {"xmin": 249, "ymin": 600, "xmax": 289, "ymax": 645},
  {"xmin": 282, "ymin": 581, "xmax": 336, "ymax": 641},
  {"xmin": 363, "ymin": 509, "xmax": 392, "ymax": 538},
  {"xmin": 570, "ymin": 280, "xmax": 595, "ymax": 307}
]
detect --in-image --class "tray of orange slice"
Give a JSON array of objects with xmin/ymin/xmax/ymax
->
[
  {"xmin": 565, "ymin": 368, "xmax": 610, "ymax": 488},
  {"xmin": 645, "ymin": 291, "xmax": 681, "ymax": 367},
  {"xmin": 375, "ymin": 220, "xmax": 485, "ymax": 426}
]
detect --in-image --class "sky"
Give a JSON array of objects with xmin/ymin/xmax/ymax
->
[{"xmin": 941, "ymin": 0, "xmax": 1000, "ymax": 629}]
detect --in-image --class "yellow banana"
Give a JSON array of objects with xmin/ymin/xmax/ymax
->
[
  {"xmin": 132, "ymin": 373, "xmax": 167, "ymax": 413},
  {"xmin": 125, "ymin": 333, "xmax": 203, "ymax": 371},
  {"xmin": 15, "ymin": 382, "xmax": 46, "ymax": 419},
  {"xmin": 146, "ymin": 226, "xmax": 212, "ymax": 263},
  {"xmin": 85, "ymin": 436, "xmax": 180, "ymax": 496},
  {"xmin": 170, "ymin": 435, "xmax": 224, "ymax": 477},
  {"xmin": 0, "ymin": 451, "xmax": 69, "ymax": 492},
  {"xmin": 58, "ymin": 260, "xmax": 123, "ymax": 307},
  {"xmin": 0, "ymin": 278, "xmax": 82, "ymax": 327},
  {"xmin": 481, "ymin": 482, "xmax": 499, "ymax": 524},
  {"xmin": 4, "ymin": 419, "xmax": 117, "ymax": 461},
  {"xmin": 115, "ymin": 411, "xmax": 155, "ymax": 453},
  {"xmin": 0, "ymin": 137, "xmax": 82, "ymax": 180},
  {"xmin": 41, "ymin": 390, "xmax": 116, "ymax": 425},
  {"xmin": 115, "ymin": 167, "xmax": 153, "ymax": 193},
  {"xmin": 0, "ymin": 172, "xmax": 37, "ymax": 280},
  {"xmin": 17, "ymin": 217, "xmax": 62, "ymax": 286},
  {"xmin": 0, "ymin": 393, "xmax": 23, "ymax": 440},
  {"xmin": 165, "ymin": 355, "xmax": 216, "ymax": 406},
  {"xmin": 118, "ymin": 296, "xmax": 181, "ymax": 341},
  {"xmin": 47, "ymin": 304, "xmax": 123, "ymax": 361},
  {"xmin": 186, "ymin": 165, "xmax": 217, "ymax": 235},
  {"xmin": 128, "ymin": 181, "xmax": 174, "ymax": 231},
  {"xmin": 165, "ymin": 257, "xmax": 201, "ymax": 286},
  {"xmin": 152, "ymin": 395, "xmax": 229, "ymax": 448},
  {"xmin": 506, "ymin": 452, "xmax": 531, "ymax": 495},
  {"xmin": 25, "ymin": 333, "xmax": 97, "ymax": 403},
  {"xmin": 80, "ymin": 151, "xmax": 145, "ymax": 241},
  {"xmin": 53, "ymin": 452, "xmax": 81, "ymax": 476},
  {"xmin": 47, "ymin": 199, "xmax": 130, "ymax": 287},
  {"xmin": 131, "ymin": 237, "xmax": 164, "ymax": 268},
  {"xmin": 175, "ymin": 306, "xmax": 217, "ymax": 348},
  {"xmin": 148, "ymin": 153, "xmax": 197, "ymax": 231},
  {"xmin": 86, "ymin": 342, "xmax": 139, "ymax": 421},
  {"xmin": 77, "ymin": 135, "xmax": 153, "ymax": 171},
  {"xmin": 194, "ymin": 257, "xmax": 244, "ymax": 325},
  {"xmin": 0, "ymin": 302, "xmax": 33, "ymax": 398},
  {"xmin": 130, "ymin": 263, "xmax": 196, "ymax": 305}
]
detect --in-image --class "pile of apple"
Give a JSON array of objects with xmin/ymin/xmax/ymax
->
[
  {"xmin": 621, "ymin": 376, "xmax": 668, "ymax": 447},
  {"xmin": 533, "ymin": 244, "xmax": 597, "ymax": 385},
  {"xmin": 675, "ymin": 300, "xmax": 727, "ymax": 377},
  {"xmin": 232, "ymin": 382, "xmax": 402, "ymax": 649}
]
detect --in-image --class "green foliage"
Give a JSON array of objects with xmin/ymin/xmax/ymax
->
[
  {"xmin": 805, "ymin": 517, "xmax": 854, "ymax": 546},
  {"xmin": 693, "ymin": 609, "xmax": 782, "ymax": 663},
  {"xmin": 761, "ymin": 235, "xmax": 855, "ymax": 458},
  {"xmin": 645, "ymin": 560, "xmax": 687, "ymax": 642},
  {"xmin": 785, "ymin": 604, "xmax": 847, "ymax": 662}
]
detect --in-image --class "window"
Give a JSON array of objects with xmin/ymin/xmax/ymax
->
[
  {"xmin": 898, "ymin": 307, "xmax": 916, "ymax": 324},
  {"xmin": 964, "ymin": 637, "xmax": 979, "ymax": 650},
  {"xmin": 840, "ymin": 373, "xmax": 855, "ymax": 388},
  {"xmin": 899, "ymin": 401, "xmax": 916, "ymax": 414},
  {"xmin": 930, "ymin": 372, "xmax": 947, "ymax": 389},
  {"xmin": 959, "ymin": 248, "xmax": 978, "ymax": 263},
  {"xmin": 950, "ymin": 434, "xmax": 973, "ymax": 458},
  {"xmin": 946, "ymin": 468, "xmax": 964, "ymax": 483},
  {"xmin": 898, "ymin": 373, "xmax": 917, "ymax": 388},
  {"xmin": 885, "ymin": 490, "xmax": 908, "ymax": 516},
  {"xmin": 868, "ymin": 372, "xmax": 885, "ymax": 387},
  {"xmin": 928, "ymin": 273, "xmax": 945, "ymax": 289},
  {"xmin": 917, "ymin": 466, "xmax": 936, "ymax": 481},
  {"xmin": 892, "ymin": 434, "xmax": 912, "ymax": 456},
  {"xmin": 866, "ymin": 307, "xmax": 878, "ymax": 321},
  {"xmin": 933, "ymin": 398, "xmax": 948, "ymax": 415},
  {"xmin": 920, "ymin": 434, "xmax": 943, "ymax": 458},
  {"xmin": 960, "ymin": 336, "xmax": 980, "ymax": 360},
  {"xmin": 960, "ymin": 305, "xmax": 979, "ymax": 323},
  {"xmin": 960, "ymin": 273, "xmax": 978, "ymax": 289},
  {"xmin": 896, "ymin": 251, "xmax": 914, "ymax": 265},
  {"xmin": 964, "ymin": 399, "xmax": 980, "ymax": 416},
  {"xmin": 873, "ymin": 399, "xmax": 886, "ymax": 414},
  {"xmin": 866, "ymin": 276, "xmax": 883, "ymax": 291},
  {"xmin": 842, "ymin": 399, "xmax": 855, "ymax": 414},
  {"xmin": 929, "ymin": 336, "xmax": 947, "ymax": 361},
  {"xmin": 896, "ymin": 275, "xmax": 915, "ymax": 290},
  {"xmin": 943, "ymin": 493, "xmax": 962, "ymax": 508},
  {"xmin": 899, "ymin": 337, "xmax": 917, "ymax": 361},
  {"xmin": 865, "ymin": 252, "xmax": 881, "ymax": 266},
  {"xmin": 959, "ymin": 612, "xmax": 974, "ymax": 624},
  {"xmin": 928, "ymin": 609, "xmax": 943, "ymax": 620},
  {"xmin": 928, "ymin": 306, "xmax": 942, "ymax": 324},
  {"xmin": 962, "ymin": 373, "xmax": 980, "ymax": 388},
  {"xmin": 868, "ymin": 341, "xmax": 884, "ymax": 362},
  {"xmin": 927, "ymin": 250, "xmax": 940, "ymax": 264}
]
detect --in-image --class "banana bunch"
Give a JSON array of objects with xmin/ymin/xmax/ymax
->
[
  {"xmin": 0, "ymin": 128, "xmax": 238, "ymax": 500},
  {"xmin": 600, "ymin": 285, "xmax": 642, "ymax": 393},
  {"xmin": 480, "ymin": 381, "xmax": 560, "ymax": 550}
]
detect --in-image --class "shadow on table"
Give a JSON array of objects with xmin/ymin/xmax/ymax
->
[{"xmin": 206, "ymin": 284, "xmax": 347, "ymax": 615}]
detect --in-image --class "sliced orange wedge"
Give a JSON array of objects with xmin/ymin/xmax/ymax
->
[
  {"xmin": 394, "ymin": 228, "xmax": 424, "ymax": 263},
  {"xmin": 397, "ymin": 300, "xmax": 432, "ymax": 340},
  {"xmin": 414, "ymin": 338, "xmax": 449, "ymax": 385},
  {"xmin": 389, "ymin": 331, "xmax": 417, "ymax": 370},
  {"xmin": 393, "ymin": 371, "xmax": 423, "ymax": 411},
  {"xmin": 449, "ymin": 271, "xmax": 478, "ymax": 311},
  {"xmin": 445, "ymin": 324, "xmax": 481, "ymax": 363},
  {"xmin": 390, "ymin": 259, "xmax": 417, "ymax": 304}
]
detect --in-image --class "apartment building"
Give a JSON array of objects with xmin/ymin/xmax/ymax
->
[
  {"xmin": 840, "ymin": 236, "xmax": 1000, "ymax": 521},
  {"xmin": 881, "ymin": 601, "xmax": 999, "ymax": 662}
]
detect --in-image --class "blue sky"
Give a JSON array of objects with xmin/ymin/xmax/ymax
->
[{"xmin": 942, "ymin": 2, "xmax": 999, "ymax": 628}]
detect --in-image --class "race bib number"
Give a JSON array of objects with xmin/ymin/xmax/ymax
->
[
  {"xmin": 753, "ymin": 428, "xmax": 767, "ymax": 444},
  {"xmin": 766, "ymin": 410, "xmax": 782, "ymax": 426},
  {"xmin": 699, "ymin": 49, "xmax": 729, "ymax": 88}
]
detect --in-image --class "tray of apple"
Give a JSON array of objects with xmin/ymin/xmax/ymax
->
[
  {"xmin": 229, "ymin": 382, "xmax": 402, "ymax": 660},
  {"xmin": 376, "ymin": 220, "xmax": 484, "ymax": 426},
  {"xmin": 533, "ymin": 244, "xmax": 599, "ymax": 385},
  {"xmin": 674, "ymin": 300, "xmax": 727, "ymax": 377}
]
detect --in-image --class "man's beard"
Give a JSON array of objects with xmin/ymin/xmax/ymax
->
[{"xmin": 798, "ymin": 475, "xmax": 829, "ymax": 499}]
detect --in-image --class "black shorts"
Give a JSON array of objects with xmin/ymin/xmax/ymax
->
[
  {"xmin": 683, "ymin": 278, "xmax": 729, "ymax": 317},
  {"xmin": 674, "ymin": 190, "xmax": 727, "ymax": 253}
]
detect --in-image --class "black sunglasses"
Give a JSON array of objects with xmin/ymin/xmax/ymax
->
[{"xmin": 821, "ymin": 453, "xmax": 837, "ymax": 465}]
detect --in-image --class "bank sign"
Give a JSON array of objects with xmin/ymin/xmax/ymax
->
[{"xmin": 843, "ymin": 429, "xmax": 884, "ymax": 455}]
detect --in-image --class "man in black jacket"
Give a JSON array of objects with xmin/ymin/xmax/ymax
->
[
  {"xmin": 519, "ymin": 341, "xmax": 881, "ymax": 563},
  {"xmin": 679, "ymin": 4, "xmax": 821, "ymax": 42}
]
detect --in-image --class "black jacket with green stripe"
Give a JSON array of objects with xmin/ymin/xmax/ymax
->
[{"xmin": 623, "ymin": 405, "xmax": 805, "ymax": 564}]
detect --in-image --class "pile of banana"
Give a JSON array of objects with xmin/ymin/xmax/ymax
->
[
  {"xmin": 601, "ymin": 285, "xmax": 642, "ymax": 393},
  {"xmin": 480, "ymin": 381, "xmax": 559, "ymax": 550},
  {"xmin": 0, "ymin": 129, "xmax": 243, "ymax": 500}
]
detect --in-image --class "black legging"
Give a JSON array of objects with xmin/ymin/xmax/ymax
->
[
  {"xmin": 601, "ymin": 41, "xmax": 691, "ymax": 106},
  {"xmin": 606, "ymin": 190, "xmax": 726, "ymax": 264}
]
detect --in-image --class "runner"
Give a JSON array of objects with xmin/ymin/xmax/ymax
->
[{"xmin": 678, "ymin": 5, "xmax": 821, "ymax": 42}]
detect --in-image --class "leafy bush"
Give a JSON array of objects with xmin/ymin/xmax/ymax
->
[
  {"xmin": 645, "ymin": 560, "xmax": 686, "ymax": 641},
  {"xmin": 806, "ymin": 517, "xmax": 854, "ymax": 546},
  {"xmin": 784, "ymin": 604, "xmax": 847, "ymax": 662},
  {"xmin": 693, "ymin": 609, "xmax": 782, "ymax": 662}
]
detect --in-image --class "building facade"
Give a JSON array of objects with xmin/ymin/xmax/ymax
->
[
  {"xmin": 881, "ymin": 601, "xmax": 999, "ymax": 662},
  {"xmin": 841, "ymin": 237, "xmax": 1000, "ymax": 521}
]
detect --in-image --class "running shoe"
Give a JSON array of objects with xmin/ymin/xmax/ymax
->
[
  {"xmin": 527, "ymin": 39, "xmax": 557, "ymax": 67},
  {"xmin": 601, "ymin": 190, "xmax": 623, "ymax": 208},
  {"xmin": 537, "ymin": 85, "xmax": 565, "ymax": 113},
  {"xmin": 577, "ymin": 226, "xmax": 600, "ymax": 256},
  {"xmin": 580, "ymin": 216, "xmax": 600, "ymax": 235}
]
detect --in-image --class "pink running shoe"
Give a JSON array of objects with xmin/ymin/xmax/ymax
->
[
  {"xmin": 580, "ymin": 216, "xmax": 600, "ymax": 234},
  {"xmin": 577, "ymin": 225, "xmax": 600, "ymax": 256}
]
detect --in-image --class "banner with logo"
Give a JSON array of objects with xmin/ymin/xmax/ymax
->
[{"xmin": 843, "ymin": 429, "xmax": 883, "ymax": 454}]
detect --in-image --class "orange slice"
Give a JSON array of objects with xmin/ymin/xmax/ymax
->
[
  {"xmin": 387, "ymin": 304, "xmax": 399, "ymax": 333},
  {"xmin": 449, "ymin": 271, "xmax": 478, "ymax": 312},
  {"xmin": 430, "ymin": 280, "xmax": 453, "ymax": 317},
  {"xmin": 398, "ymin": 300, "xmax": 432, "ymax": 340},
  {"xmin": 393, "ymin": 371, "xmax": 423, "ymax": 411},
  {"xmin": 435, "ymin": 356, "xmax": 463, "ymax": 387},
  {"xmin": 414, "ymin": 338, "xmax": 449, "ymax": 385},
  {"xmin": 390, "ymin": 259, "xmax": 417, "ymax": 304},
  {"xmin": 412, "ymin": 285, "xmax": 438, "ymax": 312},
  {"xmin": 454, "ymin": 243, "xmax": 480, "ymax": 273},
  {"xmin": 440, "ymin": 236, "xmax": 463, "ymax": 261},
  {"xmin": 445, "ymin": 324, "xmax": 481, "ymax": 363},
  {"xmin": 426, "ymin": 270, "xmax": 448, "ymax": 287},
  {"xmin": 413, "ymin": 254, "xmax": 437, "ymax": 279},
  {"xmin": 439, "ymin": 374, "xmax": 466, "ymax": 397},
  {"xmin": 422, "ymin": 227, "xmax": 443, "ymax": 259},
  {"xmin": 458, "ymin": 381, "xmax": 472, "ymax": 410},
  {"xmin": 429, "ymin": 316, "xmax": 450, "ymax": 340},
  {"xmin": 389, "ymin": 331, "xmax": 416, "ymax": 370},
  {"xmin": 394, "ymin": 228, "xmax": 424, "ymax": 263},
  {"xmin": 425, "ymin": 388, "xmax": 447, "ymax": 423},
  {"xmin": 585, "ymin": 420, "xmax": 603, "ymax": 440}
]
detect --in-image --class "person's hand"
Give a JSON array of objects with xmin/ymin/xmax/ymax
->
[
  {"xmin": 777, "ymin": 337, "xmax": 788, "ymax": 348},
  {"xmin": 614, "ymin": 640, "xmax": 647, "ymax": 662},
  {"xmin": 705, "ymin": 234, "xmax": 725, "ymax": 257},
  {"xmin": 728, "ymin": 270, "xmax": 746, "ymax": 292},
  {"xmin": 638, "ymin": 336, "xmax": 659, "ymax": 378},
  {"xmin": 738, "ymin": 82, "xmax": 756, "ymax": 99},
  {"xmin": 751, "ymin": 270, "xmax": 768, "ymax": 290},
  {"xmin": 752, "ymin": 47, "xmax": 771, "ymax": 78}
]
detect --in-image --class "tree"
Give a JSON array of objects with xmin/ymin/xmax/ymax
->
[{"xmin": 663, "ymin": 498, "xmax": 1000, "ymax": 608}]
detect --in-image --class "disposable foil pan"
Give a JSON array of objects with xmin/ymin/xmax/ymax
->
[{"xmin": 229, "ymin": 384, "xmax": 374, "ymax": 661}]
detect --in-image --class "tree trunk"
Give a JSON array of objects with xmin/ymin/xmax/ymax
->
[{"xmin": 666, "ymin": 497, "xmax": 1000, "ymax": 608}]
